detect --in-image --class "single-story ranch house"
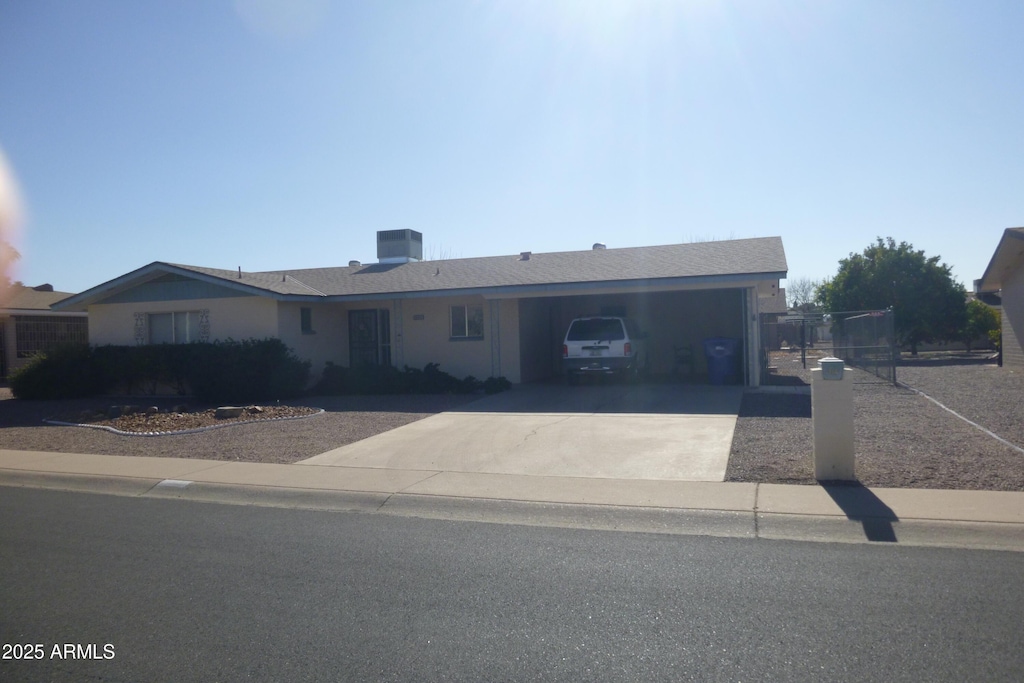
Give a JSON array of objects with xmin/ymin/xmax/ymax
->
[
  {"xmin": 977, "ymin": 227, "xmax": 1024, "ymax": 369},
  {"xmin": 1, "ymin": 283, "xmax": 88, "ymax": 380},
  {"xmin": 53, "ymin": 231, "xmax": 788, "ymax": 386}
]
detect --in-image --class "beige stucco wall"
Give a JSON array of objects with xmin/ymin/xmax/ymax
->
[
  {"xmin": 1002, "ymin": 266, "xmax": 1024, "ymax": 369},
  {"xmin": 87, "ymin": 296, "xmax": 278, "ymax": 346},
  {"xmin": 397, "ymin": 295, "xmax": 521, "ymax": 383},
  {"xmin": 493, "ymin": 298, "xmax": 521, "ymax": 382},
  {"xmin": 276, "ymin": 301, "xmax": 349, "ymax": 376}
]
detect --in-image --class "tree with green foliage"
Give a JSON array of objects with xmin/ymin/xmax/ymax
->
[
  {"xmin": 816, "ymin": 237, "xmax": 967, "ymax": 355},
  {"xmin": 960, "ymin": 299, "xmax": 1000, "ymax": 352}
]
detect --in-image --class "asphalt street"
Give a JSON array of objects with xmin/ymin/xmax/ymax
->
[{"xmin": 2, "ymin": 487, "xmax": 1023, "ymax": 682}]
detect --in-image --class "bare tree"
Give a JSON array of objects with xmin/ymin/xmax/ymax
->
[
  {"xmin": 787, "ymin": 277, "xmax": 821, "ymax": 312},
  {"xmin": 426, "ymin": 244, "xmax": 459, "ymax": 261}
]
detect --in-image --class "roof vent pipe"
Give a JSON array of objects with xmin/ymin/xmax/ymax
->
[{"xmin": 593, "ymin": 242, "xmax": 606, "ymax": 250}]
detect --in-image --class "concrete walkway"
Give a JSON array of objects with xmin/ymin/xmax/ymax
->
[{"xmin": 2, "ymin": 447, "xmax": 1022, "ymax": 552}]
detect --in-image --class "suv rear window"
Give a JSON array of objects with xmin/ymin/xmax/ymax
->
[{"xmin": 566, "ymin": 319, "xmax": 625, "ymax": 341}]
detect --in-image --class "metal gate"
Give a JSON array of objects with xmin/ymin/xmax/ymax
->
[{"xmin": 348, "ymin": 309, "xmax": 391, "ymax": 367}]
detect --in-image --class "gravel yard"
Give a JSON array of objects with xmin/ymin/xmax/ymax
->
[
  {"xmin": 2, "ymin": 355, "xmax": 1022, "ymax": 490},
  {"xmin": 728, "ymin": 351, "xmax": 1024, "ymax": 491},
  {"xmin": 0, "ymin": 392, "xmax": 479, "ymax": 464}
]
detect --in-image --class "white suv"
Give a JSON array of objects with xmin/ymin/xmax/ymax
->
[{"xmin": 562, "ymin": 316, "xmax": 648, "ymax": 384}]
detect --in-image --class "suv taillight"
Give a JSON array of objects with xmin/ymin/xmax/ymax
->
[
  {"xmin": 624, "ymin": 342, "xmax": 632, "ymax": 356},
  {"xmin": 562, "ymin": 344, "xmax": 568, "ymax": 358}
]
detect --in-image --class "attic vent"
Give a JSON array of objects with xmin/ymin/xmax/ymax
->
[
  {"xmin": 377, "ymin": 229, "xmax": 423, "ymax": 263},
  {"xmin": 349, "ymin": 260, "xmax": 361, "ymax": 267},
  {"xmin": 519, "ymin": 251, "xmax": 531, "ymax": 261},
  {"xmin": 593, "ymin": 243, "xmax": 606, "ymax": 250},
  {"xmin": 32, "ymin": 284, "xmax": 54, "ymax": 292}
]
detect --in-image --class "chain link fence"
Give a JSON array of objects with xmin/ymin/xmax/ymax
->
[{"xmin": 761, "ymin": 309, "xmax": 897, "ymax": 385}]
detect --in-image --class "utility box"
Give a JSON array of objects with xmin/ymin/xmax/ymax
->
[
  {"xmin": 819, "ymin": 356, "xmax": 845, "ymax": 380},
  {"xmin": 811, "ymin": 358, "xmax": 855, "ymax": 481}
]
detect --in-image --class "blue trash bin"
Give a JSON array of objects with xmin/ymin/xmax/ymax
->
[{"xmin": 703, "ymin": 337, "xmax": 740, "ymax": 385}]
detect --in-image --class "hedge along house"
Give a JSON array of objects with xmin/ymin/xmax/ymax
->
[
  {"xmin": 52, "ymin": 231, "xmax": 788, "ymax": 387},
  {"xmin": 977, "ymin": 227, "xmax": 1024, "ymax": 369},
  {"xmin": 1, "ymin": 283, "xmax": 88, "ymax": 380}
]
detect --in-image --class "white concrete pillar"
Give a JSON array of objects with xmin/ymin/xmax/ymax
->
[{"xmin": 811, "ymin": 358, "xmax": 855, "ymax": 481}]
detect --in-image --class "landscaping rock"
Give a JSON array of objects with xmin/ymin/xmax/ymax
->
[{"xmin": 214, "ymin": 406, "xmax": 245, "ymax": 419}]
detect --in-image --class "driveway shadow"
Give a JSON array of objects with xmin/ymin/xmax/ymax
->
[
  {"xmin": 453, "ymin": 382, "xmax": 745, "ymax": 416},
  {"xmin": 820, "ymin": 482, "xmax": 900, "ymax": 542},
  {"xmin": 738, "ymin": 393, "xmax": 810, "ymax": 418}
]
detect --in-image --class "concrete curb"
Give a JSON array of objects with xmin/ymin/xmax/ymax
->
[{"xmin": 2, "ymin": 459, "xmax": 1022, "ymax": 552}]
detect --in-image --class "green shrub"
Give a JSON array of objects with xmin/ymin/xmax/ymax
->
[
  {"xmin": 314, "ymin": 362, "xmax": 407, "ymax": 395},
  {"xmin": 483, "ymin": 376, "xmax": 512, "ymax": 394},
  {"xmin": 185, "ymin": 339, "xmax": 310, "ymax": 404},
  {"xmin": 313, "ymin": 361, "xmax": 506, "ymax": 396},
  {"xmin": 9, "ymin": 343, "xmax": 110, "ymax": 400},
  {"xmin": 10, "ymin": 339, "xmax": 309, "ymax": 403}
]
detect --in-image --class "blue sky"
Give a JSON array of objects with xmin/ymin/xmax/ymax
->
[{"xmin": 1, "ymin": 0, "xmax": 1022, "ymax": 295}]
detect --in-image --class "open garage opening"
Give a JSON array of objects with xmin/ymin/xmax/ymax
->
[{"xmin": 517, "ymin": 289, "xmax": 747, "ymax": 384}]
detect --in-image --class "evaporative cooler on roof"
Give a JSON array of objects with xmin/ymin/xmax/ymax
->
[{"xmin": 377, "ymin": 230, "xmax": 423, "ymax": 263}]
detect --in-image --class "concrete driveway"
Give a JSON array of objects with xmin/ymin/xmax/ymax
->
[{"xmin": 299, "ymin": 383, "xmax": 743, "ymax": 482}]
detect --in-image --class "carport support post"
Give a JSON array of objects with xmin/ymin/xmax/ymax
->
[{"xmin": 811, "ymin": 358, "xmax": 855, "ymax": 481}]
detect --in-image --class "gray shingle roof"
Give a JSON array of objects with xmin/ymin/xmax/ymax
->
[
  {"xmin": 178, "ymin": 237, "xmax": 787, "ymax": 297},
  {"xmin": 1, "ymin": 285, "xmax": 78, "ymax": 312},
  {"xmin": 55, "ymin": 237, "xmax": 787, "ymax": 310}
]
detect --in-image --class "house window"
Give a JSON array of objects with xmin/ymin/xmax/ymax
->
[
  {"xmin": 14, "ymin": 316, "xmax": 88, "ymax": 358},
  {"xmin": 301, "ymin": 307, "xmax": 314, "ymax": 334},
  {"xmin": 149, "ymin": 311, "xmax": 201, "ymax": 344},
  {"xmin": 450, "ymin": 304, "xmax": 484, "ymax": 339}
]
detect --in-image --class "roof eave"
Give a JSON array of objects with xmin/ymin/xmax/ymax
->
[
  {"xmin": 51, "ymin": 262, "xmax": 291, "ymax": 311},
  {"xmin": 2, "ymin": 308, "xmax": 89, "ymax": 317},
  {"xmin": 312, "ymin": 270, "xmax": 788, "ymax": 303},
  {"xmin": 977, "ymin": 228, "xmax": 1024, "ymax": 293}
]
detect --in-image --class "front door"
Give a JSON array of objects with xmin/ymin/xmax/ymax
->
[{"xmin": 349, "ymin": 309, "xmax": 391, "ymax": 367}]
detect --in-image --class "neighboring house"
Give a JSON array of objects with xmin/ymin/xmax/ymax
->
[
  {"xmin": 977, "ymin": 227, "xmax": 1024, "ymax": 369},
  {"xmin": 1, "ymin": 283, "xmax": 88, "ymax": 380},
  {"xmin": 53, "ymin": 231, "xmax": 788, "ymax": 386}
]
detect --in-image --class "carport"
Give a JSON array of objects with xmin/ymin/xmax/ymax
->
[
  {"xmin": 514, "ymin": 287, "xmax": 756, "ymax": 383},
  {"xmin": 520, "ymin": 286, "xmax": 745, "ymax": 385},
  {"xmin": 472, "ymin": 238, "xmax": 787, "ymax": 388}
]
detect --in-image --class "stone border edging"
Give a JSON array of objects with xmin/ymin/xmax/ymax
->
[{"xmin": 43, "ymin": 408, "xmax": 326, "ymax": 437}]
